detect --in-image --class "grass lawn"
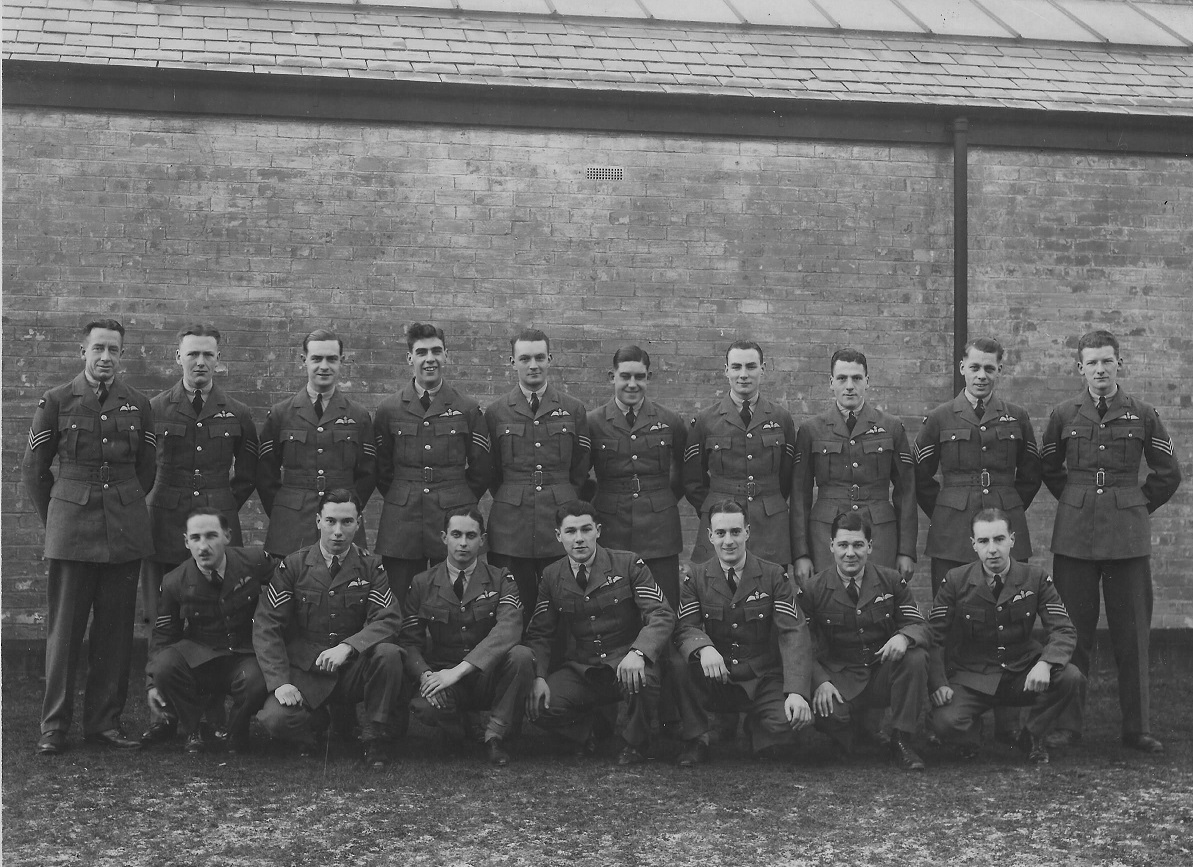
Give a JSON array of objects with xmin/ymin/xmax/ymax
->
[{"xmin": 3, "ymin": 668, "xmax": 1191, "ymax": 866}]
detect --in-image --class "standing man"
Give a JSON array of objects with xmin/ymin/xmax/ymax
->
[
  {"xmin": 257, "ymin": 329, "xmax": 376, "ymax": 557},
  {"xmin": 23, "ymin": 318, "xmax": 157, "ymax": 754},
  {"xmin": 253, "ymin": 490, "xmax": 406, "ymax": 767},
  {"xmin": 791, "ymin": 349, "xmax": 916, "ymax": 584},
  {"xmin": 374, "ymin": 322, "xmax": 491, "ymax": 603},
  {"xmin": 524, "ymin": 501, "xmax": 676, "ymax": 765},
  {"xmin": 587, "ymin": 345, "xmax": 687, "ymax": 607},
  {"xmin": 685, "ymin": 340, "xmax": 797, "ymax": 566},
  {"xmin": 485, "ymin": 329, "xmax": 590, "ymax": 620},
  {"xmin": 1041, "ymin": 330, "xmax": 1181, "ymax": 753},
  {"xmin": 398, "ymin": 507, "xmax": 532, "ymax": 766}
]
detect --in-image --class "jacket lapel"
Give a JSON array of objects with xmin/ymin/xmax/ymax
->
[{"xmin": 718, "ymin": 396, "xmax": 746, "ymax": 431}]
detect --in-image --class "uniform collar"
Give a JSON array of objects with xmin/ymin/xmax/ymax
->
[
  {"xmin": 414, "ymin": 379, "xmax": 444, "ymax": 400},
  {"xmin": 306, "ymin": 384, "xmax": 338, "ymax": 404}
]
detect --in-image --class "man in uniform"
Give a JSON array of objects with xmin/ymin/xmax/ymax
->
[
  {"xmin": 142, "ymin": 508, "xmax": 272, "ymax": 753},
  {"xmin": 254, "ymin": 489, "xmax": 405, "ymax": 767},
  {"xmin": 23, "ymin": 318, "xmax": 157, "ymax": 754},
  {"xmin": 685, "ymin": 340, "xmax": 797, "ymax": 567},
  {"xmin": 798, "ymin": 513, "xmax": 929, "ymax": 770},
  {"xmin": 587, "ymin": 345, "xmax": 687, "ymax": 607},
  {"xmin": 791, "ymin": 349, "xmax": 916, "ymax": 584},
  {"xmin": 1041, "ymin": 330, "xmax": 1181, "ymax": 753},
  {"xmin": 525, "ymin": 501, "xmax": 675, "ymax": 765},
  {"xmin": 257, "ymin": 329, "xmax": 376, "ymax": 557},
  {"xmin": 399, "ymin": 507, "xmax": 532, "ymax": 766},
  {"xmin": 672, "ymin": 500, "xmax": 813, "ymax": 766},
  {"xmin": 374, "ymin": 322, "xmax": 491, "ymax": 604},
  {"xmin": 929, "ymin": 509, "xmax": 1085, "ymax": 764},
  {"xmin": 485, "ymin": 329, "xmax": 590, "ymax": 621}
]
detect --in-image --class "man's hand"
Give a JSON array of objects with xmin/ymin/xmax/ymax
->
[
  {"xmin": 877, "ymin": 633, "xmax": 910, "ymax": 663},
  {"xmin": 697, "ymin": 646, "xmax": 730, "ymax": 684},
  {"xmin": 930, "ymin": 686, "xmax": 953, "ymax": 707},
  {"xmin": 785, "ymin": 694, "xmax": 813, "ymax": 730},
  {"xmin": 812, "ymin": 681, "xmax": 843, "ymax": 717},
  {"xmin": 274, "ymin": 684, "xmax": 304, "ymax": 707},
  {"xmin": 527, "ymin": 677, "xmax": 550, "ymax": 721},
  {"xmin": 314, "ymin": 643, "xmax": 354, "ymax": 673},
  {"xmin": 793, "ymin": 557, "xmax": 814, "ymax": 582},
  {"xmin": 422, "ymin": 663, "xmax": 474, "ymax": 706},
  {"xmin": 617, "ymin": 651, "xmax": 646, "ymax": 695},
  {"xmin": 147, "ymin": 687, "xmax": 168, "ymax": 712},
  {"xmin": 1024, "ymin": 660, "xmax": 1052, "ymax": 693},
  {"xmin": 895, "ymin": 555, "xmax": 915, "ymax": 582}
]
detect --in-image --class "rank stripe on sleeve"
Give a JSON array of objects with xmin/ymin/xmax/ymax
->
[
  {"xmin": 1045, "ymin": 603, "xmax": 1069, "ymax": 618},
  {"xmin": 27, "ymin": 429, "xmax": 52, "ymax": 450},
  {"xmin": 899, "ymin": 451, "xmax": 914, "ymax": 465},
  {"xmin": 368, "ymin": 588, "xmax": 394, "ymax": 608},
  {"xmin": 498, "ymin": 593, "xmax": 522, "ymax": 608},
  {"xmin": 577, "ymin": 434, "xmax": 592, "ymax": 450},
  {"xmin": 533, "ymin": 599, "xmax": 550, "ymax": 617},
  {"xmin": 677, "ymin": 601, "xmax": 701, "ymax": 620},
  {"xmin": 401, "ymin": 615, "xmax": 421, "ymax": 630},
  {"xmin": 929, "ymin": 606, "xmax": 949, "ymax": 620},
  {"xmin": 154, "ymin": 615, "xmax": 174, "ymax": 629},
  {"xmin": 1040, "ymin": 442, "xmax": 1057, "ymax": 457},
  {"xmin": 144, "ymin": 431, "xmax": 157, "ymax": 447},
  {"xmin": 471, "ymin": 432, "xmax": 491, "ymax": 452},
  {"xmin": 899, "ymin": 604, "xmax": 925, "ymax": 620},
  {"xmin": 635, "ymin": 585, "xmax": 666, "ymax": 604},
  {"xmin": 362, "ymin": 441, "xmax": 377, "ymax": 457},
  {"xmin": 1152, "ymin": 437, "xmax": 1175, "ymax": 456},
  {"xmin": 683, "ymin": 444, "xmax": 701, "ymax": 461},
  {"xmin": 266, "ymin": 585, "xmax": 292, "ymax": 608},
  {"xmin": 1025, "ymin": 440, "xmax": 1041, "ymax": 457},
  {"xmin": 774, "ymin": 600, "xmax": 800, "ymax": 619},
  {"xmin": 912, "ymin": 442, "xmax": 936, "ymax": 463},
  {"xmin": 257, "ymin": 440, "xmax": 275, "ymax": 456}
]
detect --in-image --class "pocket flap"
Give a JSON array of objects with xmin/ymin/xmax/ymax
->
[
  {"xmin": 942, "ymin": 428, "xmax": 971, "ymax": 443},
  {"xmin": 281, "ymin": 428, "xmax": 308, "ymax": 444},
  {"xmin": 1114, "ymin": 487, "xmax": 1148, "ymax": 509},
  {"xmin": 274, "ymin": 486, "xmax": 309, "ymax": 511},
  {"xmin": 814, "ymin": 440, "xmax": 843, "ymax": 455},
  {"xmin": 498, "ymin": 423, "xmax": 525, "ymax": 438},
  {"xmin": 60, "ymin": 415, "xmax": 94, "ymax": 432},
  {"xmin": 51, "ymin": 478, "xmax": 92, "ymax": 505},
  {"xmin": 208, "ymin": 422, "xmax": 242, "ymax": 439},
  {"xmin": 1112, "ymin": 426, "xmax": 1145, "ymax": 441},
  {"xmin": 1059, "ymin": 486, "xmax": 1087, "ymax": 508},
  {"xmin": 936, "ymin": 487, "xmax": 972, "ymax": 511},
  {"xmin": 494, "ymin": 485, "xmax": 524, "ymax": 506},
  {"xmin": 332, "ymin": 428, "xmax": 356, "ymax": 443},
  {"xmin": 762, "ymin": 492, "xmax": 788, "ymax": 517},
  {"xmin": 994, "ymin": 427, "xmax": 1021, "ymax": 442},
  {"xmin": 861, "ymin": 437, "xmax": 894, "ymax": 454},
  {"xmin": 158, "ymin": 421, "xmax": 188, "ymax": 438}
]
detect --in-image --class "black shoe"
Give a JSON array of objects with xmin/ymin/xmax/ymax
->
[
  {"xmin": 1123, "ymin": 734, "xmax": 1164, "ymax": 754},
  {"xmin": 486, "ymin": 738, "xmax": 510, "ymax": 766},
  {"xmin": 85, "ymin": 729, "xmax": 142, "ymax": 749},
  {"xmin": 140, "ymin": 719, "xmax": 177, "ymax": 745},
  {"xmin": 571, "ymin": 735, "xmax": 598, "ymax": 759},
  {"xmin": 677, "ymin": 741, "xmax": 709, "ymax": 767},
  {"xmin": 617, "ymin": 744, "xmax": 646, "ymax": 766},
  {"xmin": 184, "ymin": 731, "xmax": 207, "ymax": 754},
  {"xmin": 362, "ymin": 739, "xmax": 394, "ymax": 769},
  {"xmin": 890, "ymin": 732, "xmax": 926, "ymax": 771},
  {"xmin": 214, "ymin": 728, "xmax": 252, "ymax": 754},
  {"xmin": 37, "ymin": 731, "xmax": 67, "ymax": 756},
  {"xmin": 1018, "ymin": 729, "xmax": 1049, "ymax": 764},
  {"xmin": 1043, "ymin": 729, "xmax": 1079, "ymax": 750}
]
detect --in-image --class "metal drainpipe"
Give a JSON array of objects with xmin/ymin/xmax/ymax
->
[{"xmin": 953, "ymin": 116, "xmax": 969, "ymax": 395}]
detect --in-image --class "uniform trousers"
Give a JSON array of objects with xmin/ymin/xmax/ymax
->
[
  {"xmin": 258, "ymin": 644, "xmax": 405, "ymax": 744},
  {"xmin": 411, "ymin": 646, "xmax": 534, "ymax": 742},
  {"xmin": 148, "ymin": 649, "xmax": 266, "ymax": 738},
  {"xmin": 1052, "ymin": 553, "xmax": 1152, "ymax": 737},
  {"xmin": 536, "ymin": 660, "xmax": 659, "ymax": 747},
  {"xmin": 43, "ymin": 559, "xmax": 140, "ymax": 736},
  {"xmin": 486, "ymin": 554, "xmax": 562, "ymax": 627},
  {"xmin": 673, "ymin": 661, "xmax": 795, "ymax": 753},
  {"xmin": 931, "ymin": 663, "xmax": 1086, "ymax": 744},
  {"xmin": 814, "ymin": 647, "xmax": 928, "ymax": 748}
]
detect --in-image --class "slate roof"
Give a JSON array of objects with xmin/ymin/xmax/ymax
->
[{"xmin": 5, "ymin": 0, "xmax": 1192, "ymax": 117}]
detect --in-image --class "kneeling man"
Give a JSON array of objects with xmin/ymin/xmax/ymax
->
[
  {"xmin": 929, "ymin": 508, "xmax": 1086, "ymax": 763},
  {"xmin": 399, "ymin": 507, "xmax": 532, "ymax": 766},
  {"xmin": 254, "ymin": 489, "xmax": 405, "ymax": 767}
]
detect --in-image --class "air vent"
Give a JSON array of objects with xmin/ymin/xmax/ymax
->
[{"xmin": 586, "ymin": 166, "xmax": 623, "ymax": 181}]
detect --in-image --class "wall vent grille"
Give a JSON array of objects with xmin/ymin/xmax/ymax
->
[{"xmin": 586, "ymin": 166, "xmax": 624, "ymax": 181}]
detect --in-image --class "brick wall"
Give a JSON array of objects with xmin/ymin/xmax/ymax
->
[{"xmin": 3, "ymin": 108, "xmax": 1189, "ymax": 636}]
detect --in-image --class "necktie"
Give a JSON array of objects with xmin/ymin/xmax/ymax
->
[
  {"xmin": 740, "ymin": 399, "xmax": 751, "ymax": 427},
  {"xmin": 211, "ymin": 569, "xmax": 222, "ymax": 587},
  {"xmin": 529, "ymin": 392, "xmax": 540, "ymax": 416},
  {"xmin": 329, "ymin": 555, "xmax": 341, "ymax": 578},
  {"xmin": 313, "ymin": 394, "xmax": 325, "ymax": 419},
  {"xmin": 192, "ymin": 391, "xmax": 204, "ymax": 416},
  {"xmin": 453, "ymin": 570, "xmax": 465, "ymax": 600},
  {"xmin": 846, "ymin": 411, "xmax": 857, "ymax": 434},
  {"xmin": 1097, "ymin": 396, "xmax": 1108, "ymax": 419},
  {"xmin": 974, "ymin": 398, "xmax": 985, "ymax": 420},
  {"xmin": 625, "ymin": 408, "xmax": 636, "ymax": 428},
  {"xmin": 847, "ymin": 578, "xmax": 860, "ymax": 604},
  {"xmin": 576, "ymin": 564, "xmax": 588, "ymax": 590},
  {"xmin": 420, "ymin": 391, "xmax": 432, "ymax": 411},
  {"xmin": 726, "ymin": 567, "xmax": 738, "ymax": 594},
  {"xmin": 992, "ymin": 573, "xmax": 1004, "ymax": 600},
  {"xmin": 96, "ymin": 382, "xmax": 109, "ymax": 405}
]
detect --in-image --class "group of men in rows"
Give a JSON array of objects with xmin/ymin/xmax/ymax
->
[{"xmin": 22, "ymin": 319, "xmax": 1180, "ymax": 768}]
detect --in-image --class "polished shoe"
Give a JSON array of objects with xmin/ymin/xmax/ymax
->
[
  {"xmin": 486, "ymin": 738, "xmax": 511, "ymax": 766},
  {"xmin": 616, "ymin": 744, "xmax": 646, "ymax": 766},
  {"xmin": 362, "ymin": 739, "xmax": 394, "ymax": 769},
  {"xmin": 86, "ymin": 729, "xmax": 142, "ymax": 749},
  {"xmin": 571, "ymin": 735, "xmax": 598, "ymax": 759},
  {"xmin": 140, "ymin": 719, "xmax": 178, "ymax": 746},
  {"xmin": 1043, "ymin": 729, "xmax": 1080, "ymax": 750},
  {"xmin": 1123, "ymin": 734, "xmax": 1164, "ymax": 754},
  {"xmin": 1017, "ymin": 729, "xmax": 1049, "ymax": 764},
  {"xmin": 184, "ymin": 731, "xmax": 207, "ymax": 754},
  {"xmin": 677, "ymin": 741, "xmax": 710, "ymax": 768},
  {"xmin": 889, "ymin": 732, "xmax": 926, "ymax": 771},
  {"xmin": 37, "ymin": 731, "xmax": 67, "ymax": 756}
]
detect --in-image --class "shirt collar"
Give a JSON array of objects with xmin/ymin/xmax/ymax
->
[
  {"xmin": 718, "ymin": 555, "xmax": 747, "ymax": 576},
  {"xmin": 1089, "ymin": 386, "xmax": 1119, "ymax": 402},
  {"xmin": 836, "ymin": 402, "xmax": 864, "ymax": 418},
  {"xmin": 519, "ymin": 384, "xmax": 546, "ymax": 402},
  {"xmin": 318, "ymin": 543, "xmax": 346, "ymax": 569},
  {"xmin": 835, "ymin": 566, "xmax": 862, "ymax": 589},
  {"xmin": 184, "ymin": 381, "xmax": 213, "ymax": 399},
  {"xmin": 84, "ymin": 372, "xmax": 108, "ymax": 391},
  {"xmin": 728, "ymin": 391, "xmax": 757, "ymax": 410},
  {"xmin": 570, "ymin": 554, "xmax": 596, "ymax": 575},
  {"xmin": 980, "ymin": 564, "xmax": 1006, "ymax": 585},
  {"xmin": 613, "ymin": 397, "xmax": 639, "ymax": 416},
  {"xmin": 962, "ymin": 389, "xmax": 983, "ymax": 408},
  {"xmin": 307, "ymin": 384, "xmax": 336, "ymax": 404},
  {"xmin": 414, "ymin": 379, "xmax": 443, "ymax": 400},
  {"xmin": 446, "ymin": 559, "xmax": 477, "ymax": 586},
  {"xmin": 198, "ymin": 553, "xmax": 229, "ymax": 582}
]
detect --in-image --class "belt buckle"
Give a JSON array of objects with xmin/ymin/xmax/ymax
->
[
  {"xmin": 316, "ymin": 476, "xmax": 327, "ymax": 494},
  {"xmin": 849, "ymin": 484, "xmax": 860, "ymax": 501},
  {"xmin": 979, "ymin": 470, "xmax": 991, "ymax": 488},
  {"xmin": 328, "ymin": 633, "xmax": 340, "ymax": 644},
  {"xmin": 533, "ymin": 470, "xmax": 543, "ymax": 486},
  {"xmin": 1096, "ymin": 469, "xmax": 1106, "ymax": 487},
  {"xmin": 192, "ymin": 470, "xmax": 205, "ymax": 489},
  {"xmin": 631, "ymin": 474, "xmax": 641, "ymax": 494},
  {"xmin": 423, "ymin": 466, "xmax": 434, "ymax": 484},
  {"xmin": 746, "ymin": 481, "xmax": 757, "ymax": 498},
  {"xmin": 98, "ymin": 463, "xmax": 111, "ymax": 483}
]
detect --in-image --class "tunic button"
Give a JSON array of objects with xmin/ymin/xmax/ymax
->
[
  {"xmin": 851, "ymin": 505, "xmax": 859, "ymax": 511},
  {"xmin": 590, "ymin": 615, "xmax": 596, "ymax": 621},
  {"xmin": 747, "ymin": 455, "xmax": 753, "ymax": 460},
  {"xmin": 535, "ymin": 442, "xmax": 541, "ymax": 448},
  {"xmin": 536, "ymin": 464, "xmax": 543, "ymax": 470},
  {"xmin": 102, "ymin": 437, "xmax": 108, "ymax": 443},
  {"xmin": 424, "ymin": 421, "xmax": 430, "ymax": 426},
  {"xmin": 852, "ymin": 462, "xmax": 859, "ymax": 468},
  {"xmin": 747, "ymin": 496, "xmax": 754, "ymax": 501},
  {"xmin": 1096, "ymin": 488, "xmax": 1104, "ymax": 494},
  {"xmin": 197, "ymin": 422, "xmax": 203, "ymax": 428},
  {"xmin": 951, "ymin": 435, "xmax": 956, "ymax": 440},
  {"xmin": 982, "ymin": 489, "xmax": 990, "ymax": 494},
  {"xmin": 631, "ymin": 455, "xmax": 637, "ymax": 460},
  {"xmin": 103, "ymin": 484, "xmax": 110, "ymax": 489},
  {"xmin": 72, "ymin": 425, "xmax": 77, "ymax": 429},
  {"xmin": 425, "ymin": 444, "xmax": 432, "ymax": 450},
  {"xmin": 981, "ymin": 446, "xmax": 988, "ymax": 451},
  {"xmin": 746, "ymin": 433, "xmax": 753, "ymax": 439},
  {"xmin": 196, "ymin": 446, "xmax": 202, "ymax": 452},
  {"xmin": 1100, "ymin": 424, "xmax": 1106, "ymax": 429},
  {"xmin": 856, "ymin": 609, "xmax": 862, "ymax": 616},
  {"xmin": 631, "ymin": 435, "xmax": 637, "ymax": 440},
  {"xmin": 534, "ymin": 420, "xmax": 540, "ymax": 426},
  {"xmin": 980, "ymin": 426, "xmax": 986, "ymax": 431},
  {"xmin": 101, "ymin": 415, "xmax": 107, "ymax": 421},
  {"xmin": 731, "ymin": 623, "xmax": 738, "ymax": 629},
  {"xmin": 600, "ymin": 653, "xmax": 607, "ymax": 659},
  {"xmin": 850, "ymin": 440, "xmax": 856, "ymax": 446},
  {"xmin": 731, "ymin": 603, "xmax": 737, "ymax": 609},
  {"xmin": 632, "ymin": 493, "xmax": 639, "ymax": 499},
  {"xmin": 317, "ymin": 448, "xmax": 324, "ymax": 454},
  {"xmin": 1099, "ymin": 445, "xmax": 1106, "ymax": 451},
  {"xmin": 318, "ymin": 470, "xmax": 325, "ymax": 475},
  {"xmin": 317, "ymin": 427, "xmax": 324, "ymax": 433},
  {"xmin": 997, "ymin": 625, "xmax": 1004, "ymax": 630},
  {"xmin": 423, "ymin": 488, "xmax": 430, "ymax": 494},
  {"xmin": 747, "ymin": 475, "xmax": 754, "ymax": 481},
  {"xmin": 731, "ymin": 659, "xmax": 739, "ymax": 665},
  {"xmin": 329, "ymin": 590, "xmax": 335, "ymax": 596},
  {"xmin": 535, "ymin": 486, "xmax": 543, "ymax": 491}
]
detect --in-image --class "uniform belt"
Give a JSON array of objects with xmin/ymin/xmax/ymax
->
[
  {"xmin": 392, "ymin": 466, "xmax": 468, "ymax": 483},
  {"xmin": 159, "ymin": 468, "xmax": 232, "ymax": 489},
  {"xmin": 941, "ymin": 470, "xmax": 1015, "ymax": 488},
  {"xmin": 831, "ymin": 644, "xmax": 880, "ymax": 666},
  {"xmin": 1066, "ymin": 468, "xmax": 1133, "ymax": 487},
  {"xmin": 281, "ymin": 470, "xmax": 354, "ymax": 493},
  {"xmin": 817, "ymin": 482, "xmax": 891, "ymax": 501},
  {"xmin": 597, "ymin": 475, "xmax": 672, "ymax": 494},
  {"xmin": 57, "ymin": 463, "xmax": 138, "ymax": 484},
  {"xmin": 709, "ymin": 479, "xmax": 782, "ymax": 498},
  {"xmin": 503, "ymin": 472, "xmax": 569, "ymax": 486}
]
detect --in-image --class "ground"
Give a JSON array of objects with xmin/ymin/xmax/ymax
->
[{"xmin": 3, "ymin": 669, "xmax": 1191, "ymax": 866}]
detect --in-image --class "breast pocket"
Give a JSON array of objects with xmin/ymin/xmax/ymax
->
[
  {"xmin": 206, "ymin": 420, "xmax": 242, "ymax": 460},
  {"xmin": 280, "ymin": 429, "xmax": 308, "ymax": 467},
  {"xmin": 332, "ymin": 426, "xmax": 360, "ymax": 458},
  {"xmin": 58, "ymin": 415, "xmax": 95, "ymax": 459},
  {"xmin": 863, "ymin": 596, "xmax": 896, "ymax": 628},
  {"xmin": 942, "ymin": 427, "xmax": 975, "ymax": 468},
  {"xmin": 497, "ymin": 423, "xmax": 526, "ymax": 465},
  {"xmin": 1061, "ymin": 425, "xmax": 1092, "ymax": 464},
  {"xmin": 432, "ymin": 419, "xmax": 467, "ymax": 464},
  {"xmin": 993, "ymin": 425, "xmax": 1022, "ymax": 466},
  {"xmin": 1111, "ymin": 425, "xmax": 1145, "ymax": 465},
  {"xmin": 646, "ymin": 431, "xmax": 674, "ymax": 473},
  {"xmin": 959, "ymin": 604, "xmax": 988, "ymax": 639},
  {"xmin": 759, "ymin": 431, "xmax": 785, "ymax": 471},
  {"xmin": 546, "ymin": 421, "xmax": 574, "ymax": 464},
  {"xmin": 115, "ymin": 416, "xmax": 143, "ymax": 455},
  {"xmin": 389, "ymin": 421, "xmax": 422, "ymax": 464},
  {"xmin": 861, "ymin": 436, "xmax": 895, "ymax": 474},
  {"xmin": 812, "ymin": 440, "xmax": 843, "ymax": 477},
  {"xmin": 156, "ymin": 421, "xmax": 190, "ymax": 461},
  {"xmin": 297, "ymin": 589, "xmax": 323, "ymax": 630},
  {"xmin": 706, "ymin": 436, "xmax": 735, "ymax": 475}
]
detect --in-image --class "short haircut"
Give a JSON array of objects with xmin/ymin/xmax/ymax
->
[
  {"xmin": 443, "ymin": 505, "xmax": 486, "ymax": 534},
  {"xmin": 176, "ymin": 323, "xmax": 222, "ymax": 345},
  {"xmin": 962, "ymin": 336, "xmax": 1004, "ymax": 363},
  {"xmin": 555, "ymin": 500, "xmax": 597, "ymax": 527},
  {"xmin": 830, "ymin": 348, "xmax": 868, "ymax": 376},
  {"xmin": 612, "ymin": 345, "xmax": 651, "ymax": 370},
  {"xmin": 971, "ymin": 507, "xmax": 1011, "ymax": 533},
  {"xmin": 726, "ymin": 339, "xmax": 763, "ymax": 366},
  {"xmin": 83, "ymin": 319, "xmax": 125, "ymax": 340},
  {"xmin": 830, "ymin": 511, "xmax": 873, "ymax": 541},
  {"xmin": 511, "ymin": 328, "xmax": 550, "ymax": 354},
  {"xmin": 185, "ymin": 506, "xmax": 230, "ymax": 532},
  {"xmin": 406, "ymin": 322, "xmax": 445, "ymax": 350},
  {"xmin": 707, "ymin": 498, "xmax": 748, "ymax": 524},
  {"xmin": 318, "ymin": 488, "xmax": 361, "ymax": 514},
  {"xmin": 303, "ymin": 328, "xmax": 343, "ymax": 355},
  {"xmin": 1077, "ymin": 329, "xmax": 1120, "ymax": 359}
]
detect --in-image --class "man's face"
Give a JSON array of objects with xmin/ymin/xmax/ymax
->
[
  {"xmin": 830, "ymin": 361, "xmax": 868, "ymax": 412},
  {"xmin": 960, "ymin": 348, "xmax": 1001, "ymax": 400},
  {"xmin": 611, "ymin": 360, "xmax": 650, "ymax": 409},
  {"xmin": 441, "ymin": 515, "xmax": 484, "ymax": 570},
  {"xmin": 408, "ymin": 337, "xmax": 447, "ymax": 391},
  {"xmin": 81, "ymin": 327, "xmax": 124, "ymax": 383},
  {"xmin": 317, "ymin": 501, "xmax": 359, "ymax": 556},
  {"xmin": 303, "ymin": 339, "xmax": 342, "ymax": 394},
  {"xmin": 708, "ymin": 511, "xmax": 749, "ymax": 566},
  {"xmin": 831, "ymin": 528, "xmax": 872, "ymax": 579},
  {"xmin": 556, "ymin": 513, "xmax": 600, "ymax": 564},
  {"xmin": 184, "ymin": 513, "xmax": 231, "ymax": 572},
  {"xmin": 1078, "ymin": 345, "xmax": 1121, "ymax": 396},
  {"xmin": 177, "ymin": 335, "xmax": 220, "ymax": 391},
  {"xmin": 971, "ymin": 519, "xmax": 1014, "ymax": 576},
  {"xmin": 511, "ymin": 339, "xmax": 551, "ymax": 390},
  {"xmin": 725, "ymin": 348, "xmax": 763, "ymax": 401}
]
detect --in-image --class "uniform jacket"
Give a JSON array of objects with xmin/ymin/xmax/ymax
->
[
  {"xmin": 684, "ymin": 395, "xmax": 797, "ymax": 564},
  {"xmin": 147, "ymin": 381, "xmax": 258, "ymax": 563},
  {"xmin": 485, "ymin": 384, "xmax": 591, "ymax": 559},
  {"xmin": 587, "ymin": 397, "xmax": 687, "ymax": 559},
  {"xmin": 928, "ymin": 560, "xmax": 1076, "ymax": 695},
  {"xmin": 398, "ymin": 560, "xmax": 523, "ymax": 679},
  {"xmin": 524, "ymin": 546, "xmax": 675, "ymax": 679},
  {"xmin": 675, "ymin": 553, "xmax": 812, "ymax": 699},
  {"xmin": 22, "ymin": 372, "xmax": 157, "ymax": 562},
  {"xmin": 374, "ymin": 381, "xmax": 491, "ymax": 560},
  {"xmin": 256, "ymin": 388, "xmax": 376, "ymax": 556},
  {"xmin": 1042, "ymin": 389, "xmax": 1181, "ymax": 560},
  {"xmin": 147, "ymin": 546, "xmax": 273, "ymax": 685},
  {"xmin": 798, "ymin": 562, "xmax": 930, "ymax": 701},
  {"xmin": 914, "ymin": 392, "xmax": 1041, "ymax": 561},
  {"xmin": 790, "ymin": 404, "xmax": 917, "ymax": 568},
  {"xmin": 253, "ymin": 543, "xmax": 401, "ymax": 707}
]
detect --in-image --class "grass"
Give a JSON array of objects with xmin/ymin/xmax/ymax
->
[{"xmin": 3, "ymin": 668, "xmax": 1192, "ymax": 866}]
